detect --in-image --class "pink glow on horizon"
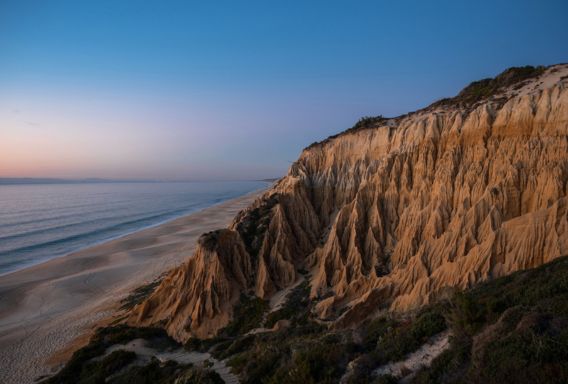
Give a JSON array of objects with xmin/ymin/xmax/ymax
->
[{"xmin": 0, "ymin": 87, "xmax": 292, "ymax": 180}]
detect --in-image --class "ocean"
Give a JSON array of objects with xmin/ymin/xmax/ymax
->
[{"xmin": 0, "ymin": 181, "xmax": 267, "ymax": 275}]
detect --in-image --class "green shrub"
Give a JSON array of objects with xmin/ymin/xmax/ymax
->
[
  {"xmin": 446, "ymin": 293, "xmax": 485, "ymax": 337},
  {"xmin": 234, "ymin": 195, "xmax": 278, "ymax": 259},
  {"xmin": 268, "ymin": 335, "xmax": 354, "ymax": 384},
  {"xmin": 265, "ymin": 281, "xmax": 311, "ymax": 328},
  {"xmin": 42, "ymin": 325, "xmax": 176, "ymax": 384},
  {"xmin": 373, "ymin": 309, "xmax": 447, "ymax": 364},
  {"xmin": 184, "ymin": 336, "xmax": 228, "ymax": 353},
  {"xmin": 110, "ymin": 359, "xmax": 184, "ymax": 384},
  {"xmin": 211, "ymin": 334, "xmax": 257, "ymax": 360},
  {"xmin": 361, "ymin": 317, "xmax": 396, "ymax": 352},
  {"xmin": 120, "ymin": 279, "xmax": 162, "ymax": 310},
  {"xmin": 411, "ymin": 256, "xmax": 568, "ymax": 384},
  {"xmin": 173, "ymin": 367, "xmax": 225, "ymax": 384},
  {"xmin": 373, "ymin": 374, "xmax": 398, "ymax": 384},
  {"xmin": 219, "ymin": 295, "xmax": 268, "ymax": 337},
  {"xmin": 431, "ymin": 65, "xmax": 546, "ymax": 108}
]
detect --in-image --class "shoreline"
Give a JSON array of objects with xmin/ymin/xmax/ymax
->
[
  {"xmin": 0, "ymin": 185, "xmax": 269, "ymax": 278},
  {"xmin": 0, "ymin": 189, "xmax": 263, "ymax": 384}
]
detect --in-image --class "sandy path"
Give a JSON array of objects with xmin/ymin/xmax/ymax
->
[
  {"xmin": 373, "ymin": 330, "xmax": 451, "ymax": 382},
  {"xmin": 0, "ymin": 190, "xmax": 262, "ymax": 384},
  {"xmin": 106, "ymin": 338, "xmax": 239, "ymax": 384}
]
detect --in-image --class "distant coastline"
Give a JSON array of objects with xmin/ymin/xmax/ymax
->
[
  {"xmin": 0, "ymin": 177, "xmax": 282, "ymax": 185},
  {"xmin": 0, "ymin": 177, "xmax": 159, "ymax": 185}
]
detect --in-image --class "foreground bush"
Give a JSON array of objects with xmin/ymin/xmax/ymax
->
[{"xmin": 413, "ymin": 256, "xmax": 568, "ymax": 384}]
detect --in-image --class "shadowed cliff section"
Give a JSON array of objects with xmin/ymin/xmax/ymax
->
[{"xmin": 128, "ymin": 64, "xmax": 568, "ymax": 342}]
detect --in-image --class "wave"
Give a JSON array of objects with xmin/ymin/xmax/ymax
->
[
  {"xmin": 0, "ymin": 201, "xmax": 206, "ymax": 244},
  {"xmin": 0, "ymin": 181, "xmax": 267, "ymax": 275},
  {"xmin": 0, "ymin": 205, "xmax": 208, "ymax": 258}
]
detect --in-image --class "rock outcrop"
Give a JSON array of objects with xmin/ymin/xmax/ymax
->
[{"xmin": 128, "ymin": 64, "xmax": 568, "ymax": 341}]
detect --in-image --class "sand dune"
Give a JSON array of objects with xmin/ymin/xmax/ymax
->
[{"xmin": 0, "ymin": 190, "xmax": 262, "ymax": 384}]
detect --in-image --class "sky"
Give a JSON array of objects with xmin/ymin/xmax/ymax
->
[{"xmin": 1, "ymin": 0, "xmax": 567, "ymax": 180}]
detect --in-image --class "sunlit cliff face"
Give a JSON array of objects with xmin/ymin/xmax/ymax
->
[{"xmin": 127, "ymin": 65, "xmax": 568, "ymax": 341}]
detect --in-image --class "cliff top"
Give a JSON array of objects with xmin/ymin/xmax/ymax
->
[{"xmin": 306, "ymin": 63, "xmax": 568, "ymax": 150}]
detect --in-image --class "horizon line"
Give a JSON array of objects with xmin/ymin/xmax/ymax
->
[{"xmin": 0, "ymin": 177, "xmax": 281, "ymax": 185}]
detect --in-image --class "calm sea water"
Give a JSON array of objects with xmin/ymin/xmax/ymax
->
[{"xmin": 0, "ymin": 181, "xmax": 266, "ymax": 275}]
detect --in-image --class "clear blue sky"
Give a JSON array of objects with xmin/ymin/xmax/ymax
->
[{"xmin": 1, "ymin": 0, "xmax": 567, "ymax": 180}]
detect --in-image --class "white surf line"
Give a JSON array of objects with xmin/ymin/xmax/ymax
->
[{"xmin": 373, "ymin": 330, "xmax": 451, "ymax": 382}]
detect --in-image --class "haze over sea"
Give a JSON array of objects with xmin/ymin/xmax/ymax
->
[{"xmin": 0, "ymin": 180, "xmax": 266, "ymax": 275}]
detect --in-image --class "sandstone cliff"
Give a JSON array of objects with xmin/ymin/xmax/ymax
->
[{"xmin": 129, "ymin": 64, "xmax": 568, "ymax": 341}]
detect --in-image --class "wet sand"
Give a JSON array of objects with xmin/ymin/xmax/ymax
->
[{"xmin": 0, "ymin": 190, "xmax": 262, "ymax": 384}]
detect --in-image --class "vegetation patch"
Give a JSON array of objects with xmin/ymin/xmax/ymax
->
[
  {"xmin": 110, "ymin": 359, "xmax": 223, "ymax": 384},
  {"xmin": 197, "ymin": 256, "xmax": 568, "ymax": 384},
  {"xmin": 211, "ymin": 333, "xmax": 258, "ymax": 360},
  {"xmin": 43, "ymin": 324, "xmax": 223, "ymax": 384},
  {"xmin": 42, "ymin": 325, "xmax": 177, "ymax": 384},
  {"xmin": 221, "ymin": 294, "xmax": 269, "ymax": 337},
  {"xmin": 188, "ymin": 282, "xmax": 447, "ymax": 384},
  {"xmin": 306, "ymin": 115, "xmax": 389, "ymax": 149},
  {"xmin": 344, "ymin": 308, "xmax": 447, "ymax": 384},
  {"xmin": 235, "ymin": 195, "xmax": 279, "ymax": 259},
  {"xmin": 49, "ymin": 256, "xmax": 568, "ymax": 384},
  {"xmin": 44, "ymin": 350, "xmax": 136, "ymax": 384},
  {"xmin": 198, "ymin": 229, "xmax": 230, "ymax": 250},
  {"xmin": 372, "ymin": 308, "xmax": 447, "ymax": 364},
  {"xmin": 226, "ymin": 325, "xmax": 346, "ymax": 384},
  {"xmin": 265, "ymin": 280, "xmax": 311, "ymax": 328},
  {"xmin": 185, "ymin": 294, "xmax": 268, "ymax": 354},
  {"xmin": 430, "ymin": 65, "xmax": 546, "ymax": 109},
  {"xmin": 305, "ymin": 66, "xmax": 548, "ymax": 152},
  {"xmin": 120, "ymin": 278, "xmax": 163, "ymax": 311},
  {"xmin": 215, "ymin": 282, "xmax": 342, "ymax": 383},
  {"xmin": 412, "ymin": 256, "xmax": 568, "ymax": 384}
]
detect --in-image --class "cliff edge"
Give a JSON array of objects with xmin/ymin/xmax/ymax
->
[{"xmin": 128, "ymin": 64, "xmax": 568, "ymax": 341}]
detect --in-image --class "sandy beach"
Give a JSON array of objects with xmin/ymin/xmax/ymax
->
[{"xmin": 0, "ymin": 190, "xmax": 262, "ymax": 384}]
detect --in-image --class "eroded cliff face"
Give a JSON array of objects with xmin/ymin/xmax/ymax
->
[{"xmin": 128, "ymin": 65, "xmax": 568, "ymax": 341}]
